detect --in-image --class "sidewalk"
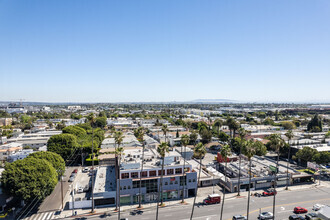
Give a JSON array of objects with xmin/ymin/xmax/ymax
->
[{"xmin": 55, "ymin": 181, "xmax": 330, "ymax": 219}]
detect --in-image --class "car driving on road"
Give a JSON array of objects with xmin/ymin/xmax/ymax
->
[
  {"xmin": 294, "ymin": 207, "xmax": 308, "ymax": 214},
  {"xmin": 289, "ymin": 214, "xmax": 304, "ymax": 220},
  {"xmin": 258, "ymin": 212, "xmax": 273, "ymax": 219}
]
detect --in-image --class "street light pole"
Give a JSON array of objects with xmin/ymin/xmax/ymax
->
[{"xmin": 61, "ymin": 175, "xmax": 64, "ymax": 210}]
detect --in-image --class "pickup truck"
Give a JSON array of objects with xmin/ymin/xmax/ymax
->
[{"xmin": 203, "ymin": 194, "xmax": 221, "ymax": 205}]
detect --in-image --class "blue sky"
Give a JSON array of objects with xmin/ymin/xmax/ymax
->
[{"xmin": 1, "ymin": 0, "xmax": 330, "ymax": 103}]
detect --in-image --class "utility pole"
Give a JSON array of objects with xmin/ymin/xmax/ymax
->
[
  {"xmin": 212, "ymin": 174, "xmax": 215, "ymax": 194},
  {"xmin": 61, "ymin": 175, "xmax": 64, "ymax": 210},
  {"xmin": 91, "ymin": 125, "xmax": 95, "ymax": 213},
  {"xmin": 71, "ymin": 185, "xmax": 75, "ymax": 216}
]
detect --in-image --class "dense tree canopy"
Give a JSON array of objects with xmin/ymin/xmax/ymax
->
[
  {"xmin": 62, "ymin": 125, "xmax": 87, "ymax": 137},
  {"xmin": 1, "ymin": 158, "xmax": 58, "ymax": 202},
  {"xmin": 281, "ymin": 121, "xmax": 296, "ymax": 130},
  {"xmin": 28, "ymin": 151, "xmax": 65, "ymax": 176},
  {"xmin": 307, "ymin": 114, "xmax": 322, "ymax": 132},
  {"xmin": 47, "ymin": 133, "xmax": 78, "ymax": 160},
  {"xmin": 294, "ymin": 147, "xmax": 318, "ymax": 163}
]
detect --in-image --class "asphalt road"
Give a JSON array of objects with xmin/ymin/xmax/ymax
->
[
  {"xmin": 79, "ymin": 186, "xmax": 330, "ymax": 220},
  {"xmin": 39, "ymin": 166, "xmax": 76, "ymax": 212}
]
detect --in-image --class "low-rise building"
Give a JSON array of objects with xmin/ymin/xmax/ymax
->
[{"xmin": 7, "ymin": 149, "xmax": 34, "ymax": 162}]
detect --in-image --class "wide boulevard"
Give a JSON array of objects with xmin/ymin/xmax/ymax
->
[{"xmin": 76, "ymin": 186, "xmax": 330, "ymax": 220}]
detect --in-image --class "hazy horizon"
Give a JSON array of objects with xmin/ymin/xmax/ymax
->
[{"xmin": 1, "ymin": 1, "xmax": 330, "ymax": 103}]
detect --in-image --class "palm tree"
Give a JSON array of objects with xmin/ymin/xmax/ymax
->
[
  {"xmin": 190, "ymin": 142, "xmax": 207, "ymax": 220},
  {"xmin": 87, "ymin": 113, "xmax": 96, "ymax": 213},
  {"xmin": 156, "ymin": 142, "xmax": 169, "ymax": 220},
  {"xmin": 219, "ymin": 144, "xmax": 232, "ymax": 220},
  {"xmin": 242, "ymin": 140, "xmax": 256, "ymax": 220},
  {"xmin": 285, "ymin": 130, "xmax": 294, "ymax": 190},
  {"xmin": 162, "ymin": 124, "xmax": 169, "ymax": 144},
  {"xmin": 114, "ymin": 131, "xmax": 124, "ymax": 218},
  {"xmin": 237, "ymin": 128, "xmax": 247, "ymax": 196},
  {"xmin": 115, "ymin": 146, "xmax": 124, "ymax": 220},
  {"xmin": 134, "ymin": 127, "xmax": 145, "ymax": 208},
  {"xmin": 180, "ymin": 134, "xmax": 190, "ymax": 204},
  {"xmin": 269, "ymin": 134, "xmax": 285, "ymax": 219}
]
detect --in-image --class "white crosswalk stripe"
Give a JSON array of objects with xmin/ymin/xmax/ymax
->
[{"xmin": 23, "ymin": 211, "xmax": 55, "ymax": 220}]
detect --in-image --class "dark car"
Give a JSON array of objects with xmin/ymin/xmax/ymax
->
[
  {"xmin": 232, "ymin": 215, "xmax": 247, "ymax": 220},
  {"xmin": 289, "ymin": 215, "xmax": 304, "ymax": 220},
  {"xmin": 305, "ymin": 213, "xmax": 318, "ymax": 220}
]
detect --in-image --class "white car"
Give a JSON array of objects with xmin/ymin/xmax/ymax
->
[
  {"xmin": 258, "ymin": 212, "xmax": 273, "ymax": 219},
  {"xmin": 83, "ymin": 167, "xmax": 89, "ymax": 173},
  {"xmin": 77, "ymin": 186, "xmax": 84, "ymax": 193},
  {"xmin": 313, "ymin": 204, "xmax": 324, "ymax": 211}
]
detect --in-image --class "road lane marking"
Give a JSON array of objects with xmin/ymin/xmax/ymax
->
[{"xmin": 225, "ymin": 197, "xmax": 330, "ymax": 220}]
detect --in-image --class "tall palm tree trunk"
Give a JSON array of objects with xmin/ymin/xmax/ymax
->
[
  {"xmin": 160, "ymin": 157, "xmax": 165, "ymax": 205},
  {"xmin": 190, "ymin": 157, "xmax": 202, "ymax": 220},
  {"xmin": 286, "ymin": 140, "xmax": 291, "ymax": 190},
  {"xmin": 117, "ymin": 154, "xmax": 121, "ymax": 220},
  {"xmin": 246, "ymin": 159, "xmax": 252, "ymax": 220},
  {"xmin": 181, "ymin": 145, "xmax": 186, "ymax": 203},
  {"xmin": 156, "ymin": 157, "xmax": 165, "ymax": 220},
  {"xmin": 220, "ymin": 161, "xmax": 227, "ymax": 220},
  {"xmin": 272, "ymin": 153, "xmax": 280, "ymax": 219},
  {"xmin": 237, "ymin": 147, "xmax": 242, "ymax": 196},
  {"xmin": 138, "ymin": 144, "xmax": 145, "ymax": 208}
]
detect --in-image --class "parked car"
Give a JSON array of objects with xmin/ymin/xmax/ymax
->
[
  {"xmin": 305, "ymin": 213, "xmax": 318, "ymax": 220},
  {"xmin": 77, "ymin": 186, "xmax": 84, "ymax": 193},
  {"xmin": 83, "ymin": 167, "xmax": 89, "ymax": 173},
  {"xmin": 312, "ymin": 204, "xmax": 324, "ymax": 211},
  {"xmin": 232, "ymin": 215, "xmax": 247, "ymax": 220},
  {"xmin": 203, "ymin": 194, "xmax": 221, "ymax": 204},
  {"xmin": 68, "ymin": 176, "xmax": 75, "ymax": 182},
  {"xmin": 294, "ymin": 207, "xmax": 308, "ymax": 214},
  {"xmin": 258, "ymin": 212, "xmax": 273, "ymax": 219},
  {"xmin": 73, "ymin": 169, "xmax": 78, "ymax": 173},
  {"xmin": 288, "ymin": 214, "xmax": 304, "ymax": 220}
]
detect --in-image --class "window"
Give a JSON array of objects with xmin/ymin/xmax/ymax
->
[
  {"xmin": 170, "ymin": 181, "xmax": 173, "ymax": 185},
  {"xmin": 131, "ymin": 172, "xmax": 139, "ymax": 178},
  {"xmin": 175, "ymin": 181, "xmax": 178, "ymax": 184},
  {"xmin": 128, "ymin": 186, "xmax": 131, "ymax": 189},
  {"xmin": 121, "ymin": 173, "xmax": 129, "ymax": 179},
  {"xmin": 167, "ymin": 169, "xmax": 174, "ymax": 175},
  {"xmin": 149, "ymin": 171, "xmax": 157, "ymax": 177},
  {"xmin": 158, "ymin": 170, "xmax": 165, "ymax": 176},
  {"xmin": 165, "ymin": 182, "xmax": 168, "ymax": 185},
  {"xmin": 141, "ymin": 171, "xmax": 148, "ymax": 177},
  {"xmin": 123, "ymin": 186, "xmax": 126, "ymax": 190},
  {"xmin": 180, "ymin": 176, "xmax": 187, "ymax": 186},
  {"xmin": 189, "ymin": 179, "xmax": 192, "ymax": 183},
  {"xmin": 193, "ymin": 179, "xmax": 196, "ymax": 182},
  {"xmin": 175, "ymin": 168, "xmax": 182, "ymax": 174},
  {"xmin": 120, "ymin": 187, "xmax": 123, "ymax": 190}
]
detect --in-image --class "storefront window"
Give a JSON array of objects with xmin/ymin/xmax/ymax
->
[
  {"xmin": 175, "ymin": 168, "xmax": 182, "ymax": 174},
  {"xmin": 121, "ymin": 173, "xmax": 129, "ymax": 179},
  {"xmin": 149, "ymin": 171, "xmax": 157, "ymax": 177},
  {"xmin": 167, "ymin": 169, "xmax": 174, "ymax": 175},
  {"xmin": 141, "ymin": 171, "xmax": 148, "ymax": 177},
  {"xmin": 131, "ymin": 172, "xmax": 138, "ymax": 178}
]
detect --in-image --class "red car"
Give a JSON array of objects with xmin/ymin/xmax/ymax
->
[
  {"xmin": 262, "ymin": 189, "xmax": 277, "ymax": 196},
  {"xmin": 294, "ymin": 207, "xmax": 308, "ymax": 214}
]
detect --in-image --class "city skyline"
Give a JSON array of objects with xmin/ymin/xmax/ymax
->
[{"xmin": 1, "ymin": 0, "xmax": 330, "ymax": 103}]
